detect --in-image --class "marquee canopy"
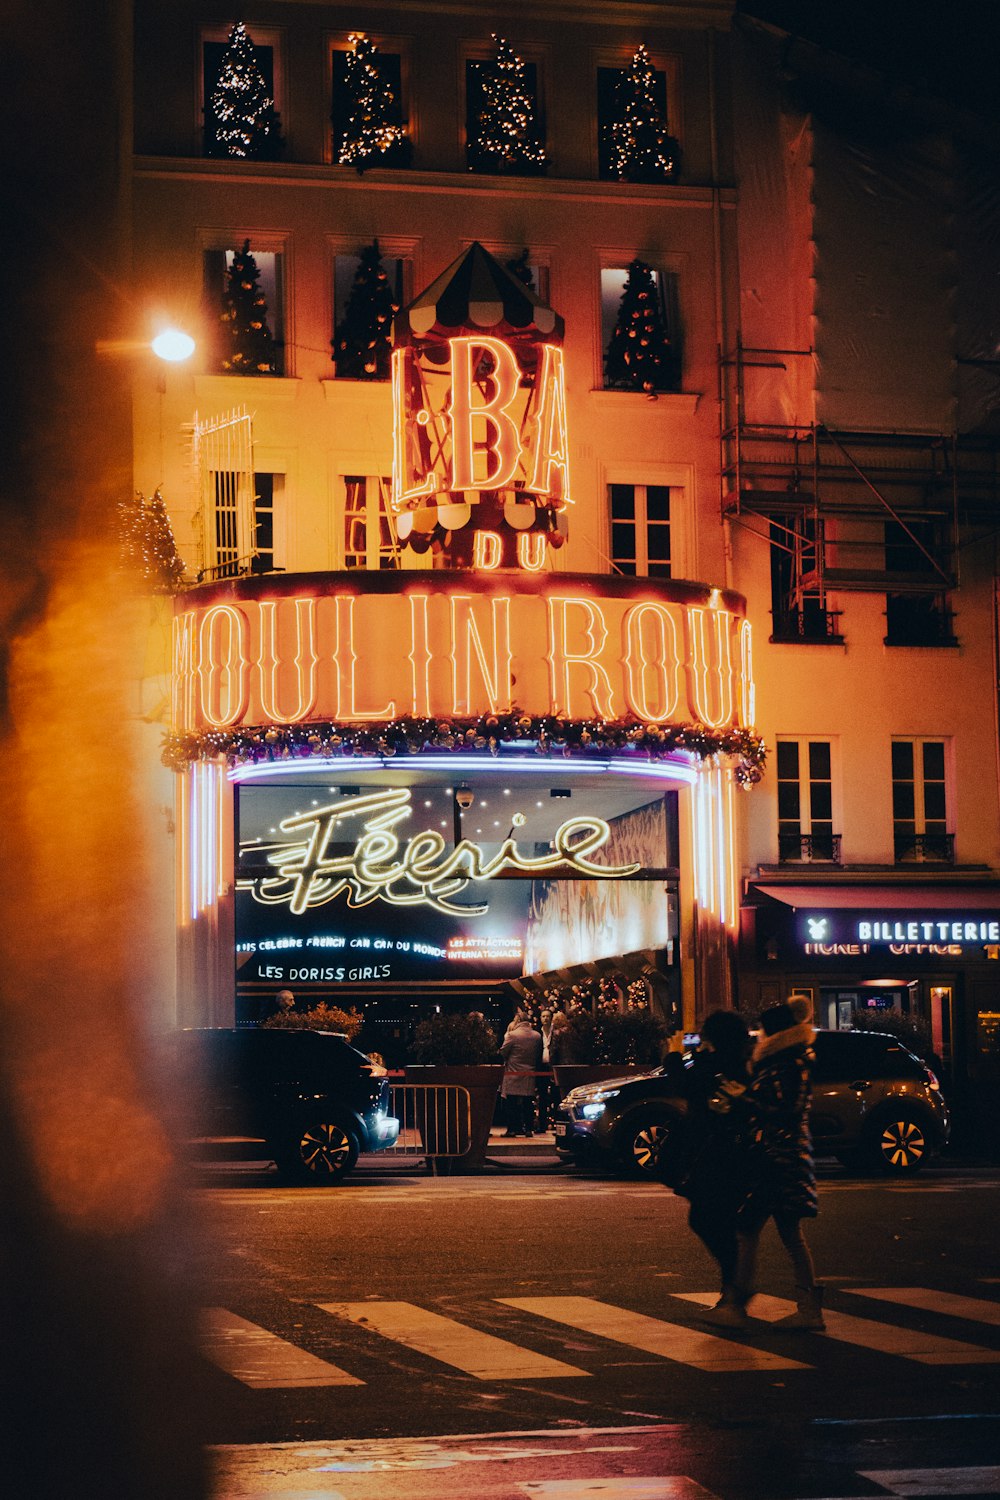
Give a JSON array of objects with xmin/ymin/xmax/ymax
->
[{"xmin": 393, "ymin": 241, "xmax": 563, "ymax": 346}]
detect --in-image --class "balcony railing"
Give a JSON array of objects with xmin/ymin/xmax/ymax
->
[
  {"xmin": 778, "ymin": 833, "xmax": 843, "ymax": 864},
  {"xmin": 894, "ymin": 832, "xmax": 955, "ymax": 865},
  {"xmin": 771, "ymin": 609, "xmax": 844, "ymax": 644}
]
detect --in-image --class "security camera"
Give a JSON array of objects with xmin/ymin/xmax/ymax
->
[{"xmin": 455, "ymin": 786, "xmax": 474, "ymax": 811}]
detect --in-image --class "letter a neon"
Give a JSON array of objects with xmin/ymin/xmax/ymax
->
[{"xmin": 528, "ymin": 344, "xmax": 572, "ymax": 503}]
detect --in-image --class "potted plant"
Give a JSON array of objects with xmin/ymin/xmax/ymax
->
[
  {"xmin": 595, "ymin": 1009, "xmax": 668, "ymax": 1066},
  {"xmin": 553, "ymin": 1007, "xmax": 667, "ymax": 1094},
  {"xmin": 260, "ymin": 1001, "xmax": 364, "ymax": 1038},
  {"xmin": 405, "ymin": 1012, "xmax": 502, "ymax": 1169}
]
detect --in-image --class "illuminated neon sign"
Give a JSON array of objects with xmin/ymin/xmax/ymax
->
[
  {"xmin": 391, "ymin": 338, "xmax": 572, "ymax": 512},
  {"xmin": 237, "ymin": 787, "xmax": 640, "ymax": 917},
  {"xmin": 798, "ymin": 911, "xmax": 1000, "ymax": 948},
  {"xmin": 172, "ymin": 574, "xmax": 754, "ymax": 736}
]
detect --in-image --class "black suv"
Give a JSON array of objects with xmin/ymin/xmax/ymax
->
[
  {"xmin": 168, "ymin": 1028, "xmax": 399, "ymax": 1183},
  {"xmin": 554, "ymin": 1029, "xmax": 950, "ymax": 1179}
]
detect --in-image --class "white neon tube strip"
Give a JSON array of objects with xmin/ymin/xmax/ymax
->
[
  {"xmin": 189, "ymin": 766, "xmax": 201, "ymax": 923},
  {"xmin": 229, "ymin": 752, "xmax": 700, "ymax": 787},
  {"xmin": 715, "ymin": 766, "xmax": 728, "ymax": 927},
  {"xmin": 189, "ymin": 761, "xmax": 220, "ymax": 920},
  {"xmin": 724, "ymin": 771, "xmax": 738, "ymax": 931}
]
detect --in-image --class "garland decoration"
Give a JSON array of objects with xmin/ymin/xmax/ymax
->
[{"xmin": 162, "ymin": 713, "xmax": 766, "ymax": 786}]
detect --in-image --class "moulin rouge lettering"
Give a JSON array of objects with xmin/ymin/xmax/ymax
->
[
  {"xmin": 240, "ymin": 787, "xmax": 640, "ymax": 917},
  {"xmin": 173, "ymin": 584, "xmax": 754, "ymax": 734}
]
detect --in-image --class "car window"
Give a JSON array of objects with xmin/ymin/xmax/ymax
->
[
  {"xmin": 880, "ymin": 1043, "xmax": 925, "ymax": 1079},
  {"xmin": 812, "ymin": 1032, "xmax": 888, "ymax": 1082},
  {"xmin": 257, "ymin": 1029, "xmax": 362, "ymax": 1078}
]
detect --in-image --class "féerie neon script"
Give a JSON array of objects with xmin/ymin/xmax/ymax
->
[{"xmin": 241, "ymin": 787, "xmax": 639, "ymax": 916}]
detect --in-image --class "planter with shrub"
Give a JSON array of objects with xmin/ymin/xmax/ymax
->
[
  {"xmin": 554, "ymin": 1008, "xmax": 667, "ymax": 1095},
  {"xmin": 405, "ymin": 1012, "xmax": 502, "ymax": 1169}
]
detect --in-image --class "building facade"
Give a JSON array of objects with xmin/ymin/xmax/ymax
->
[{"xmin": 129, "ymin": 1, "xmax": 1000, "ymax": 1104}]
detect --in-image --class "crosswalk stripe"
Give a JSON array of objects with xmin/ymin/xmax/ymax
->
[
  {"xmin": 674, "ymin": 1292, "xmax": 1000, "ymax": 1365},
  {"xmin": 200, "ymin": 1308, "xmax": 364, "ymax": 1387},
  {"xmin": 853, "ymin": 1286, "xmax": 1000, "ymax": 1326},
  {"xmin": 498, "ymin": 1296, "xmax": 810, "ymax": 1372},
  {"xmin": 317, "ymin": 1301, "xmax": 589, "ymax": 1380},
  {"xmin": 858, "ymin": 1465, "xmax": 1000, "ymax": 1496},
  {"xmin": 523, "ymin": 1481, "xmax": 718, "ymax": 1497}
]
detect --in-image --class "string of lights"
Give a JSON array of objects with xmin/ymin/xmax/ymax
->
[
  {"xmin": 208, "ymin": 21, "xmax": 282, "ymax": 160},
  {"xmin": 337, "ymin": 33, "xmax": 408, "ymax": 172},
  {"xmin": 605, "ymin": 44, "xmax": 678, "ymax": 183},
  {"xmin": 469, "ymin": 35, "xmax": 547, "ymax": 175},
  {"xmin": 117, "ymin": 488, "xmax": 186, "ymax": 592}
]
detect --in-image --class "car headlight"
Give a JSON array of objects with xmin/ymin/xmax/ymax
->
[
  {"xmin": 566, "ymin": 1085, "xmax": 621, "ymax": 1107},
  {"xmin": 581, "ymin": 1102, "xmax": 606, "ymax": 1119}
]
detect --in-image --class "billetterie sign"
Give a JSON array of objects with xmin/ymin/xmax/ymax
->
[
  {"xmin": 172, "ymin": 572, "xmax": 754, "ymax": 735},
  {"xmin": 801, "ymin": 911, "xmax": 1000, "ymax": 949}
]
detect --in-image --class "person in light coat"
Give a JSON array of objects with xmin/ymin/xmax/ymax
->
[{"xmin": 500, "ymin": 1010, "xmax": 543, "ymax": 1136}]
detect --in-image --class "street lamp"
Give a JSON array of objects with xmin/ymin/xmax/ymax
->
[{"xmin": 150, "ymin": 327, "xmax": 195, "ymax": 363}]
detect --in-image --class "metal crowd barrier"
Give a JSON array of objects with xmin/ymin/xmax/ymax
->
[{"xmin": 380, "ymin": 1083, "xmax": 474, "ymax": 1158}]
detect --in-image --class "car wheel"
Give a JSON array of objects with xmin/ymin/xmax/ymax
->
[
  {"xmin": 615, "ymin": 1112, "xmax": 677, "ymax": 1178},
  {"xmin": 865, "ymin": 1110, "xmax": 929, "ymax": 1175},
  {"xmin": 277, "ymin": 1120, "xmax": 360, "ymax": 1184}
]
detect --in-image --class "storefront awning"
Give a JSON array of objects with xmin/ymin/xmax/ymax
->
[
  {"xmin": 750, "ymin": 884, "xmax": 1000, "ymax": 911},
  {"xmin": 748, "ymin": 882, "xmax": 1000, "ymax": 953}
]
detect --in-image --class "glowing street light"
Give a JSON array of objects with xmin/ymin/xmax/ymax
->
[{"xmin": 150, "ymin": 328, "xmax": 195, "ymax": 363}]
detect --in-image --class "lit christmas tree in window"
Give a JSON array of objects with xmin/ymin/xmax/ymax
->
[
  {"xmin": 604, "ymin": 259, "xmax": 675, "ymax": 393},
  {"xmin": 605, "ymin": 44, "xmax": 678, "ymax": 183},
  {"xmin": 219, "ymin": 241, "xmax": 277, "ymax": 375},
  {"xmin": 207, "ymin": 21, "xmax": 282, "ymax": 160},
  {"xmin": 468, "ymin": 35, "xmax": 547, "ymax": 175},
  {"xmin": 335, "ymin": 34, "xmax": 408, "ymax": 173},
  {"xmin": 117, "ymin": 489, "xmax": 187, "ymax": 592},
  {"xmin": 332, "ymin": 240, "xmax": 398, "ymax": 379}
]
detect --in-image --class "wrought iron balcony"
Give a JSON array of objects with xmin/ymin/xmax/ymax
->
[
  {"xmin": 771, "ymin": 609, "xmax": 844, "ymax": 644},
  {"xmin": 778, "ymin": 833, "xmax": 843, "ymax": 864},
  {"xmin": 894, "ymin": 832, "xmax": 955, "ymax": 865}
]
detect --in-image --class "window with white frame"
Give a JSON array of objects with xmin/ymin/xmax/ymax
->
[
  {"xmin": 776, "ymin": 738, "xmax": 838, "ymax": 863},
  {"xmin": 342, "ymin": 476, "xmax": 398, "ymax": 570},
  {"xmin": 600, "ymin": 263, "xmax": 681, "ymax": 392},
  {"xmin": 332, "ymin": 249, "xmax": 409, "ymax": 379},
  {"xmin": 609, "ymin": 483, "xmax": 671, "ymax": 577},
  {"xmin": 884, "ymin": 520, "xmax": 955, "ymax": 647},
  {"xmin": 892, "ymin": 738, "xmax": 951, "ymax": 863},
  {"xmin": 250, "ymin": 474, "xmax": 285, "ymax": 574},
  {"xmin": 203, "ymin": 244, "xmax": 285, "ymax": 376}
]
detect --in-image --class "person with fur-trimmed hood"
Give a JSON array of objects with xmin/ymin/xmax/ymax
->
[{"xmin": 703, "ymin": 992, "xmax": 824, "ymax": 1331}]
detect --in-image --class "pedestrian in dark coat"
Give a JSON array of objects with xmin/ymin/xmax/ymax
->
[
  {"xmin": 706, "ymin": 992, "xmax": 824, "ymax": 1330},
  {"xmin": 664, "ymin": 1010, "xmax": 751, "ymax": 1312},
  {"xmin": 500, "ymin": 1011, "xmax": 543, "ymax": 1136}
]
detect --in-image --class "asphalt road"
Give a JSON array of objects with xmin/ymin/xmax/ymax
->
[{"xmin": 184, "ymin": 1159, "xmax": 1000, "ymax": 1499}]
